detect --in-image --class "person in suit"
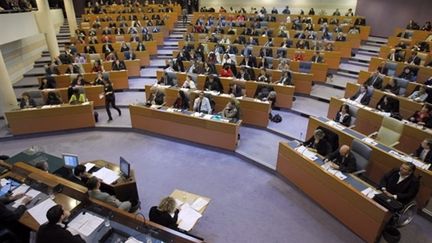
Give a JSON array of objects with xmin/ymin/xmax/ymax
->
[
  {"xmin": 406, "ymin": 51, "xmax": 421, "ymax": 66},
  {"xmin": 20, "ymin": 92, "xmax": 37, "ymax": 109},
  {"xmin": 350, "ymin": 84, "xmax": 371, "ymax": 105},
  {"xmin": 304, "ymin": 129, "xmax": 332, "ymax": 156},
  {"xmin": 229, "ymin": 83, "xmax": 243, "ymax": 97},
  {"xmin": 68, "ymin": 164, "xmax": 89, "ymax": 186},
  {"xmin": 173, "ymin": 90, "xmax": 189, "ymax": 110},
  {"xmin": 376, "ymin": 95, "xmax": 399, "ymax": 113},
  {"xmin": 383, "ymin": 78, "xmax": 400, "ymax": 95},
  {"xmin": 0, "ymin": 193, "xmax": 32, "ymax": 243},
  {"xmin": 413, "ymin": 139, "xmax": 432, "ymax": 164},
  {"xmin": 146, "ymin": 86, "xmax": 166, "ymax": 106},
  {"xmin": 84, "ymin": 45, "xmax": 96, "ymax": 54},
  {"xmin": 311, "ymin": 51, "xmax": 324, "ymax": 63},
  {"xmin": 365, "ymin": 71, "xmax": 383, "ymax": 89},
  {"xmin": 149, "ymin": 196, "xmax": 179, "ymax": 230},
  {"xmin": 275, "ymin": 71, "xmax": 292, "ymax": 85},
  {"xmin": 334, "ymin": 104, "xmax": 352, "ymax": 127},
  {"xmin": 325, "ymin": 145, "xmax": 357, "ymax": 173},
  {"xmin": 36, "ymin": 204, "xmax": 85, "ymax": 243},
  {"xmin": 236, "ymin": 67, "xmax": 252, "ymax": 81},
  {"xmin": 111, "ymin": 59, "xmax": 127, "ymax": 71},
  {"xmin": 193, "ymin": 91, "xmax": 212, "ymax": 114},
  {"xmin": 378, "ymin": 162, "xmax": 420, "ymax": 205},
  {"xmin": 102, "ymin": 43, "xmax": 114, "ymax": 55},
  {"xmin": 86, "ymin": 177, "xmax": 132, "ymax": 211}
]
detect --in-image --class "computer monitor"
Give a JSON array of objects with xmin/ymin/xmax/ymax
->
[
  {"xmin": 120, "ymin": 156, "xmax": 130, "ymax": 178},
  {"xmin": 63, "ymin": 153, "xmax": 79, "ymax": 168}
]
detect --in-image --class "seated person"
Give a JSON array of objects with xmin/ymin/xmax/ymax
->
[
  {"xmin": 149, "ymin": 197, "xmax": 179, "ymax": 230},
  {"xmin": 405, "ymin": 51, "xmax": 421, "ymax": 66},
  {"xmin": 378, "ymin": 162, "xmax": 420, "ymax": 205},
  {"xmin": 365, "ymin": 71, "xmax": 383, "ymax": 90},
  {"xmin": 45, "ymin": 62, "xmax": 60, "ymax": 76},
  {"xmin": 376, "ymin": 95, "xmax": 399, "ymax": 113},
  {"xmin": 350, "ymin": 84, "xmax": 371, "ymax": 105},
  {"xmin": 311, "ymin": 51, "xmax": 324, "ymax": 63},
  {"xmin": 158, "ymin": 71, "xmax": 176, "ymax": 86},
  {"xmin": 181, "ymin": 75, "xmax": 196, "ymax": 89},
  {"xmin": 37, "ymin": 204, "xmax": 85, "ymax": 243},
  {"xmin": 257, "ymin": 68, "xmax": 271, "ymax": 83},
  {"xmin": 136, "ymin": 41, "xmax": 146, "ymax": 51},
  {"xmin": 35, "ymin": 161, "xmax": 49, "ymax": 172},
  {"xmin": 334, "ymin": 104, "xmax": 351, "ymax": 127},
  {"xmin": 69, "ymin": 88, "xmax": 87, "ymax": 105},
  {"xmin": 221, "ymin": 98, "xmax": 240, "ymax": 122},
  {"xmin": 146, "ymin": 86, "xmax": 166, "ymax": 106},
  {"xmin": 398, "ymin": 67, "xmax": 415, "ymax": 81},
  {"xmin": 408, "ymin": 86, "xmax": 428, "ymax": 102},
  {"xmin": 0, "ymin": 192, "xmax": 32, "ymax": 243},
  {"xmin": 304, "ymin": 129, "xmax": 332, "ymax": 156},
  {"xmin": 413, "ymin": 139, "xmax": 432, "ymax": 164},
  {"xmin": 236, "ymin": 67, "xmax": 252, "ymax": 81},
  {"xmin": 220, "ymin": 65, "xmax": 234, "ymax": 78},
  {"xmin": 383, "ymin": 78, "xmax": 400, "ymax": 95},
  {"xmin": 324, "ymin": 145, "xmax": 357, "ymax": 173},
  {"xmin": 173, "ymin": 90, "xmax": 189, "ymax": 110},
  {"xmin": 92, "ymin": 60, "xmax": 105, "ymax": 73},
  {"xmin": 193, "ymin": 92, "xmax": 212, "ymax": 114},
  {"xmin": 86, "ymin": 177, "xmax": 132, "ymax": 212},
  {"xmin": 46, "ymin": 91, "xmax": 62, "ymax": 105},
  {"xmin": 111, "ymin": 59, "xmax": 127, "ymax": 71},
  {"xmin": 408, "ymin": 104, "xmax": 432, "ymax": 127},
  {"xmin": 19, "ymin": 92, "xmax": 36, "ymax": 109},
  {"xmin": 275, "ymin": 71, "xmax": 292, "ymax": 85},
  {"xmin": 68, "ymin": 164, "xmax": 89, "ymax": 186},
  {"xmin": 204, "ymin": 75, "xmax": 223, "ymax": 93},
  {"xmin": 39, "ymin": 77, "xmax": 56, "ymax": 90},
  {"xmin": 229, "ymin": 83, "xmax": 243, "ymax": 97}
]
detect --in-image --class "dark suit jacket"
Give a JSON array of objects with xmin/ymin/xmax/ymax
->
[
  {"xmin": 350, "ymin": 90, "xmax": 371, "ymax": 105},
  {"xmin": 149, "ymin": 206, "xmax": 179, "ymax": 230},
  {"xmin": 334, "ymin": 112, "xmax": 351, "ymax": 126},
  {"xmin": 229, "ymin": 85, "xmax": 243, "ymax": 97},
  {"xmin": 365, "ymin": 75, "xmax": 383, "ymax": 89},
  {"xmin": 326, "ymin": 150, "xmax": 357, "ymax": 173},
  {"xmin": 0, "ymin": 199, "xmax": 27, "ymax": 230},
  {"xmin": 414, "ymin": 146, "xmax": 432, "ymax": 164},
  {"xmin": 379, "ymin": 169, "xmax": 420, "ymax": 204},
  {"xmin": 304, "ymin": 138, "xmax": 332, "ymax": 156},
  {"xmin": 37, "ymin": 223, "xmax": 85, "ymax": 243}
]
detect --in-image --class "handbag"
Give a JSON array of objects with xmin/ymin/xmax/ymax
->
[{"xmin": 373, "ymin": 193, "xmax": 403, "ymax": 212}]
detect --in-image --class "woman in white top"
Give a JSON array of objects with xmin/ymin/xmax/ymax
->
[{"xmin": 182, "ymin": 75, "xmax": 196, "ymax": 89}]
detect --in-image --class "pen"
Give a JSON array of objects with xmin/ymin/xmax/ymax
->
[{"xmin": 33, "ymin": 198, "xmax": 41, "ymax": 205}]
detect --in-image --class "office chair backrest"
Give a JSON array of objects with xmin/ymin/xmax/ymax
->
[
  {"xmin": 376, "ymin": 116, "xmax": 404, "ymax": 146},
  {"xmin": 385, "ymin": 62, "xmax": 398, "ymax": 77},
  {"xmin": 27, "ymin": 91, "xmax": 44, "ymax": 106},
  {"xmin": 351, "ymin": 139, "xmax": 372, "ymax": 172},
  {"xmin": 348, "ymin": 104, "xmax": 359, "ymax": 126},
  {"xmin": 102, "ymin": 72, "xmax": 110, "ymax": 80},
  {"xmin": 395, "ymin": 77, "xmax": 409, "ymax": 96},
  {"xmin": 89, "ymin": 53, "xmax": 101, "ymax": 61},
  {"xmin": 299, "ymin": 61, "xmax": 312, "ymax": 73},
  {"xmin": 69, "ymin": 73, "xmax": 78, "ymax": 82}
]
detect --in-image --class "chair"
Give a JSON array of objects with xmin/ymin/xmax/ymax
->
[
  {"xmin": 350, "ymin": 139, "xmax": 372, "ymax": 175},
  {"xmin": 394, "ymin": 77, "xmax": 409, "ymax": 96},
  {"xmin": 369, "ymin": 116, "xmax": 404, "ymax": 147},
  {"xmin": 27, "ymin": 91, "xmax": 44, "ymax": 106},
  {"xmin": 89, "ymin": 53, "xmax": 101, "ymax": 62},
  {"xmin": 347, "ymin": 104, "xmax": 359, "ymax": 128},
  {"xmin": 319, "ymin": 126, "xmax": 339, "ymax": 152},
  {"xmin": 264, "ymin": 57, "xmax": 273, "ymax": 69},
  {"xmin": 299, "ymin": 61, "xmax": 312, "ymax": 73},
  {"xmin": 102, "ymin": 72, "xmax": 110, "ymax": 80},
  {"xmin": 385, "ymin": 62, "xmax": 398, "ymax": 77}
]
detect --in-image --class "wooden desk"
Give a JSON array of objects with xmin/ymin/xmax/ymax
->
[
  {"xmin": 5, "ymin": 103, "xmax": 96, "ymax": 135},
  {"xmin": 39, "ymin": 85, "xmax": 105, "ymax": 107},
  {"xmin": 86, "ymin": 160, "xmax": 139, "ymax": 203},
  {"xmin": 276, "ymin": 142, "xmax": 390, "ymax": 243},
  {"xmin": 130, "ymin": 105, "xmax": 240, "ymax": 151},
  {"xmin": 39, "ymin": 70, "xmax": 129, "ymax": 89},
  {"xmin": 306, "ymin": 116, "xmax": 432, "ymax": 209},
  {"xmin": 145, "ymin": 85, "xmax": 270, "ymax": 127}
]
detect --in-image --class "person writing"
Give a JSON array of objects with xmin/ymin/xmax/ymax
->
[
  {"xmin": 221, "ymin": 98, "xmax": 240, "ymax": 122},
  {"xmin": 36, "ymin": 204, "xmax": 85, "ymax": 243},
  {"xmin": 324, "ymin": 145, "xmax": 357, "ymax": 173},
  {"xmin": 304, "ymin": 129, "xmax": 332, "ymax": 157},
  {"xmin": 149, "ymin": 196, "xmax": 179, "ymax": 230}
]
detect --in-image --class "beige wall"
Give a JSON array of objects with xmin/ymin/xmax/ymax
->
[{"xmin": 199, "ymin": 0, "xmax": 357, "ymax": 15}]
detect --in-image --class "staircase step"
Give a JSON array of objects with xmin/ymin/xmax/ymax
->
[
  {"xmin": 359, "ymin": 44, "xmax": 380, "ymax": 53},
  {"xmin": 23, "ymin": 67, "xmax": 45, "ymax": 77},
  {"xmin": 338, "ymin": 63, "xmax": 368, "ymax": 75},
  {"xmin": 13, "ymin": 77, "xmax": 39, "ymax": 88},
  {"xmin": 350, "ymin": 53, "xmax": 373, "ymax": 62},
  {"xmin": 310, "ymin": 83, "xmax": 345, "ymax": 101},
  {"xmin": 367, "ymin": 36, "xmax": 388, "ymax": 44},
  {"xmin": 291, "ymin": 96, "xmax": 329, "ymax": 118},
  {"xmin": 347, "ymin": 59, "xmax": 369, "ymax": 67}
]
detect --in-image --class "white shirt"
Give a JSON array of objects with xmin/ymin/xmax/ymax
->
[
  {"xmin": 193, "ymin": 97, "xmax": 211, "ymax": 114},
  {"xmin": 182, "ymin": 80, "xmax": 196, "ymax": 89},
  {"xmin": 354, "ymin": 92, "xmax": 366, "ymax": 103},
  {"xmin": 397, "ymin": 173, "xmax": 409, "ymax": 184},
  {"xmin": 420, "ymin": 149, "xmax": 430, "ymax": 161}
]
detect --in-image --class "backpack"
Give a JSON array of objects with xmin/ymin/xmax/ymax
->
[{"xmin": 270, "ymin": 113, "xmax": 282, "ymax": 123}]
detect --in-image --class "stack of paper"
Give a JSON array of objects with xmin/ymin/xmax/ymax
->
[
  {"xmin": 0, "ymin": 178, "xmax": 8, "ymax": 187},
  {"xmin": 27, "ymin": 198, "xmax": 57, "ymax": 225},
  {"xmin": 295, "ymin": 146, "xmax": 317, "ymax": 160},
  {"xmin": 68, "ymin": 212, "xmax": 104, "ymax": 237},
  {"xmin": 321, "ymin": 163, "xmax": 347, "ymax": 180},
  {"xmin": 326, "ymin": 120, "xmax": 345, "ymax": 131},
  {"xmin": 84, "ymin": 163, "xmax": 96, "ymax": 172},
  {"xmin": 191, "ymin": 197, "xmax": 209, "ymax": 212},
  {"xmin": 12, "ymin": 189, "xmax": 41, "ymax": 208},
  {"xmin": 125, "ymin": 237, "xmax": 143, "ymax": 243},
  {"xmin": 177, "ymin": 203, "xmax": 202, "ymax": 231},
  {"xmin": 92, "ymin": 167, "xmax": 120, "ymax": 184},
  {"xmin": 361, "ymin": 187, "xmax": 379, "ymax": 199},
  {"xmin": 11, "ymin": 184, "xmax": 30, "ymax": 197}
]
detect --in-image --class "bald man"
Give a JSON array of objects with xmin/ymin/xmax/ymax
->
[{"xmin": 325, "ymin": 145, "xmax": 357, "ymax": 173}]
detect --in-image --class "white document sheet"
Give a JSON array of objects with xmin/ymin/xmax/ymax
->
[
  {"xmin": 67, "ymin": 212, "xmax": 105, "ymax": 237},
  {"xmin": 92, "ymin": 167, "xmax": 120, "ymax": 184},
  {"xmin": 11, "ymin": 184, "xmax": 30, "ymax": 197},
  {"xmin": 27, "ymin": 198, "xmax": 57, "ymax": 225},
  {"xmin": 362, "ymin": 137, "xmax": 378, "ymax": 146},
  {"xmin": 177, "ymin": 203, "xmax": 202, "ymax": 231},
  {"xmin": 84, "ymin": 163, "xmax": 96, "ymax": 172},
  {"xmin": 190, "ymin": 197, "xmax": 209, "ymax": 212},
  {"xmin": 12, "ymin": 189, "xmax": 41, "ymax": 208},
  {"xmin": 125, "ymin": 237, "xmax": 143, "ymax": 243}
]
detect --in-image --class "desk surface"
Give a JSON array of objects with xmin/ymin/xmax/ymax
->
[{"xmin": 276, "ymin": 141, "xmax": 390, "ymax": 243}]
